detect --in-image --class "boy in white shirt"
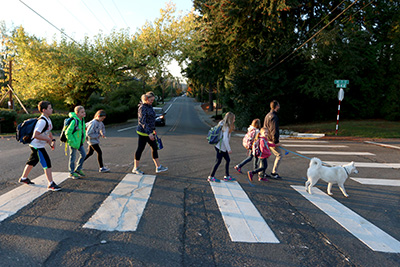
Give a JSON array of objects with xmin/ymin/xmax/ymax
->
[{"xmin": 19, "ymin": 101, "xmax": 61, "ymax": 191}]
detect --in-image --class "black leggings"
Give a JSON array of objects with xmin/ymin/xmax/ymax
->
[
  {"xmin": 135, "ymin": 134, "xmax": 158, "ymax": 161},
  {"xmin": 84, "ymin": 144, "xmax": 103, "ymax": 168},
  {"xmin": 210, "ymin": 147, "xmax": 230, "ymax": 177}
]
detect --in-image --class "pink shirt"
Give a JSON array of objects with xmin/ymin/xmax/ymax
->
[{"xmin": 259, "ymin": 137, "xmax": 275, "ymax": 159}]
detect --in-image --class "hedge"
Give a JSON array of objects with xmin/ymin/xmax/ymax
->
[
  {"xmin": 1, "ymin": 105, "xmax": 135, "ymax": 134},
  {"xmin": 0, "ymin": 108, "xmax": 17, "ymax": 133}
]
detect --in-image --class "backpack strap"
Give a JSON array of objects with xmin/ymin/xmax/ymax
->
[{"xmin": 38, "ymin": 117, "xmax": 49, "ymax": 134}]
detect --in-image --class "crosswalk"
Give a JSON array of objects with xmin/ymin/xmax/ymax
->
[
  {"xmin": 1, "ymin": 139, "xmax": 400, "ymax": 253},
  {"xmin": 83, "ymin": 174, "xmax": 156, "ymax": 232},
  {"xmin": 209, "ymin": 180, "xmax": 279, "ymax": 243},
  {"xmin": 0, "ymin": 172, "xmax": 69, "ymax": 222},
  {"xmin": 292, "ymin": 185, "xmax": 400, "ymax": 253}
]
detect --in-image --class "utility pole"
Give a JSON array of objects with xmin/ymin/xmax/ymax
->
[{"xmin": 8, "ymin": 60, "xmax": 14, "ymax": 110}]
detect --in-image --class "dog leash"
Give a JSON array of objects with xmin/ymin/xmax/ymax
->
[{"xmin": 280, "ymin": 146, "xmax": 334, "ymax": 167}]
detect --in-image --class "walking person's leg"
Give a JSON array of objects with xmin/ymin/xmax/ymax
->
[
  {"xmin": 19, "ymin": 147, "xmax": 37, "ymax": 185},
  {"xmin": 75, "ymin": 145, "xmax": 86, "ymax": 172},
  {"xmin": 270, "ymin": 146, "xmax": 283, "ymax": 179},
  {"xmin": 134, "ymin": 135, "xmax": 147, "ymax": 172},
  {"xmin": 258, "ymin": 158, "xmax": 269, "ymax": 181},
  {"xmin": 210, "ymin": 147, "xmax": 223, "ymax": 180},
  {"xmin": 234, "ymin": 152, "xmax": 253, "ymax": 173},
  {"xmin": 36, "ymin": 148, "xmax": 60, "ymax": 190},
  {"xmin": 90, "ymin": 144, "xmax": 103, "ymax": 168},
  {"xmin": 223, "ymin": 152, "xmax": 235, "ymax": 181},
  {"xmin": 84, "ymin": 145, "xmax": 95, "ymax": 162},
  {"xmin": 247, "ymin": 156, "xmax": 260, "ymax": 182},
  {"xmin": 69, "ymin": 147, "xmax": 77, "ymax": 174}
]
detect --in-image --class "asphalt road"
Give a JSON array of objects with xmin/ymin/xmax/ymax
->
[{"xmin": 0, "ymin": 97, "xmax": 399, "ymax": 266}]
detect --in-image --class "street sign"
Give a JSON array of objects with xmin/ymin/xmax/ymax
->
[
  {"xmin": 338, "ymin": 88, "xmax": 344, "ymax": 101},
  {"xmin": 334, "ymin": 80, "xmax": 349, "ymax": 88}
]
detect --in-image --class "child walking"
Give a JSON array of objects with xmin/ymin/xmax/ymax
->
[
  {"xmin": 247, "ymin": 127, "xmax": 276, "ymax": 182},
  {"xmin": 66, "ymin": 105, "xmax": 87, "ymax": 179},
  {"xmin": 84, "ymin": 110, "xmax": 110, "ymax": 173},
  {"xmin": 208, "ymin": 112, "xmax": 236, "ymax": 182},
  {"xmin": 234, "ymin": 118, "xmax": 261, "ymax": 174},
  {"xmin": 19, "ymin": 101, "xmax": 61, "ymax": 191}
]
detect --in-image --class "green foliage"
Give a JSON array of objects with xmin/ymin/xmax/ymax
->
[
  {"xmin": 187, "ymin": 0, "xmax": 400, "ymax": 127},
  {"xmin": 0, "ymin": 108, "xmax": 17, "ymax": 133},
  {"xmin": 16, "ymin": 113, "xmax": 68, "ymax": 131},
  {"xmin": 1, "ymin": 3, "xmax": 195, "ymax": 112}
]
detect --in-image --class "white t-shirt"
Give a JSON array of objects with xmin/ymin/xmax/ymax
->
[{"xmin": 30, "ymin": 116, "xmax": 52, "ymax": 149}]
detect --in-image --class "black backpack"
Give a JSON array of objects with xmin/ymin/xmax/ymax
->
[{"xmin": 16, "ymin": 117, "xmax": 49, "ymax": 144}]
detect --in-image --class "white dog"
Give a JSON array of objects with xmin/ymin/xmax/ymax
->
[{"xmin": 305, "ymin": 157, "xmax": 358, "ymax": 197}]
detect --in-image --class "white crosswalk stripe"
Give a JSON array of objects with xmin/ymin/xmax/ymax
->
[
  {"xmin": 325, "ymin": 161, "xmax": 400, "ymax": 168},
  {"xmin": 83, "ymin": 174, "xmax": 155, "ymax": 232},
  {"xmin": 0, "ymin": 172, "xmax": 69, "ymax": 222},
  {"xmin": 1, "ymin": 138, "xmax": 399, "ymax": 252},
  {"xmin": 297, "ymin": 151, "xmax": 375, "ymax": 156},
  {"xmin": 351, "ymin": 178, "xmax": 400, "ymax": 186},
  {"xmin": 292, "ymin": 185, "xmax": 400, "ymax": 253},
  {"xmin": 283, "ymin": 144, "xmax": 348, "ymax": 148},
  {"xmin": 209, "ymin": 181, "xmax": 280, "ymax": 243}
]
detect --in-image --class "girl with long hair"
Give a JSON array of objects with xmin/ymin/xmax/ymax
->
[{"xmin": 208, "ymin": 112, "xmax": 236, "ymax": 182}]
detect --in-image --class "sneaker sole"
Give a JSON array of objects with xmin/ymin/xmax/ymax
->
[
  {"xmin": 48, "ymin": 188, "xmax": 61, "ymax": 191},
  {"xmin": 19, "ymin": 182, "xmax": 35, "ymax": 185},
  {"xmin": 156, "ymin": 169, "xmax": 168, "ymax": 173}
]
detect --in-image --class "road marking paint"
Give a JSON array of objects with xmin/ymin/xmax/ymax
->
[
  {"xmin": 365, "ymin": 141, "xmax": 400, "ymax": 150},
  {"xmin": 325, "ymin": 161, "xmax": 400, "ymax": 168},
  {"xmin": 351, "ymin": 178, "xmax": 400, "ymax": 186},
  {"xmin": 209, "ymin": 181, "xmax": 280, "ymax": 243},
  {"xmin": 292, "ymin": 185, "xmax": 400, "ymax": 253},
  {"xmin": 297, "ymin": 151, "xmax": 375, "ymax": 156},
  {"xmin": 164, "ymin": 103, "xmax": 173, "ymax": 113},
  {"xmin": 0, "ymin": 172, "xmax": 69, "ymax": 222},
  {"xmin": 117, "ymin": 125, "xmax": 137, "ymax": 132},
  {"xmin": 283, "ymin": 145, "xmax": 348, "ymax": 148},
  {"xmin": 281, "ymin": 140, "xmax": 329, "ymax": 143},
  {"xmin": 83, "ymin": 174, "xmax": 155, "ymax": 232}
]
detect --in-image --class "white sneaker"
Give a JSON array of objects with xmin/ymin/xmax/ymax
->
[
  {"xmin": 132, "ymin": 168, "xmax": 144, "ymax": 175},
  {"xmin": 156, "ymin": 165, "xmax": 168, "ymax": 173},
  {"xmin": 99, "ymin": 167, "xmax": 110, "ymax": 173}
]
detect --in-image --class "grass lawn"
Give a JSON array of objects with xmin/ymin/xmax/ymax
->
[{"xmin": 281, "ymin": 119, "xmax": 400, "ymax": 139}]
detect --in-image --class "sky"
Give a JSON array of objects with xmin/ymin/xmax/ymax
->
[{"xmin": 1, "ymin": 0, "xmax": 195, "ymax": 80}]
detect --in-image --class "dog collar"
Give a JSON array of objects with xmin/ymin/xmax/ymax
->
[{"xmin": 343, "ymin": 167, "xmax": 350, "ymax": 176}]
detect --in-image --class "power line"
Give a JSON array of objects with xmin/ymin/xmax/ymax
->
[
  {"xmin": 55, "ymin": 0, "xmax": 94, "ymax": 36},
  {"xmin": 98, "ymin": 0, "xmax": 118, "ymax": 26},
  {"xmin": 112, "ymin": 0, "xmax": 129, "ymax": 28},
  {"xmin": 265, "ymin": 0, "xmax": 360, "ymax": 74},
  {"xmin": 265, "ymin": 0, "xmax": 348, "ymax": 75},
  {"xmin": 80, "ymin": 0, "xmax": 110, "ymax": 32},
  {"xmin": 19, "ymin": 0, "xmax": 79, "ymax": 44}
]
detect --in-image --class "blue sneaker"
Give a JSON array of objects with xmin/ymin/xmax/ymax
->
[
  {"xmin": 156, "ymin": 165, "xmax": 168, "ymax": 173},
  {"xmin": 207, "ymin": 176, "xmax": 220, "ymax": 182},
  {"xmin": 132, "ymin": 168, "xmax": 144, "ymax": 175},
  {"xmin": 224, "ymin": 175, "xmax": 235, "ymax": 181}
]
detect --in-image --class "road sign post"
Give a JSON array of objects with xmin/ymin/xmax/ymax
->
[{"xmin": 334, "ymin": 80, "xmax": 348, "ymax": 135}]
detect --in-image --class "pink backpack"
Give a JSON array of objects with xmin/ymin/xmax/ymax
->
[{"xmin": 242, "ymin": 128, "xmax": 257, "ymax": 150}]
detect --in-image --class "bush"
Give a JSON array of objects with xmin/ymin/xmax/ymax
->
[
  {"xmin": 0, "ymin": 108, "xmax": 17, "ymax": 133},
  {"xmin": 86, "ymin": 104, "xmax": 132, "ymax": 125},
  {"xmin": 14, "ymin": 113, "xmax": 69, "ymax": 133}
]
